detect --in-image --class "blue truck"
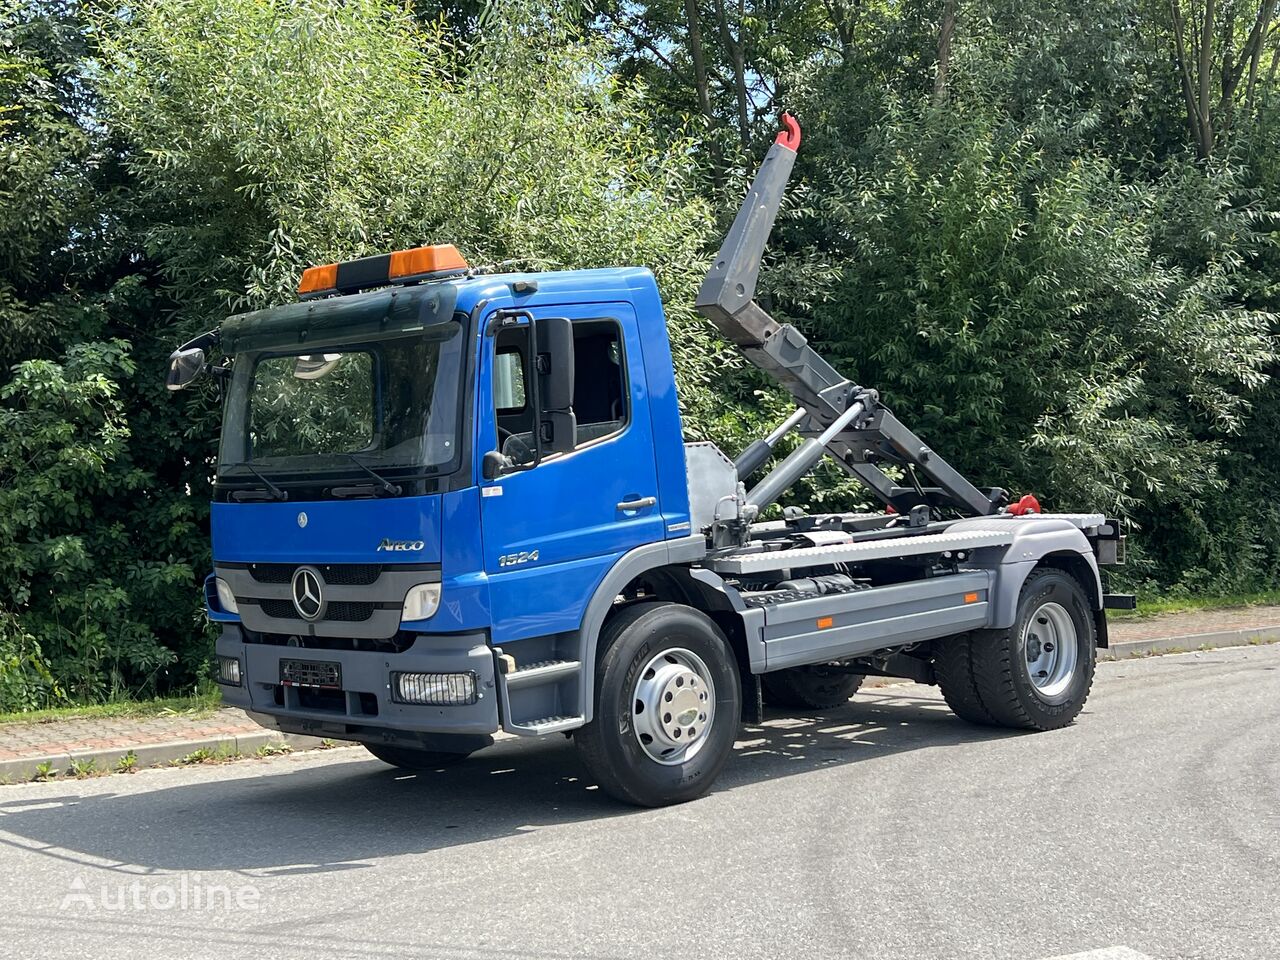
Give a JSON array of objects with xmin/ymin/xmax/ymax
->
[{"xmin": 167, "ymin": 115, "xmax": 1127, "ymax": 806}]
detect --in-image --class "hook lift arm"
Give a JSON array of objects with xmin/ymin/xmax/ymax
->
[{"xmin": 695, "ymin": 113, "xmax": 1004, "ymax": 523}]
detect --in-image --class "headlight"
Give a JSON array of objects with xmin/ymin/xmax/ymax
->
[
  {"xmin": 401, "ymin": 582, "xmax": 441, "ymax": 621},
  {"xmin": 391, "ymin": 671, "xmax": 477, "ymax": 705},
  {"xmin": 216, "ymin": 655, "xmax": 242, "ymax": 686},
  {"xmin": 214, "ymin": 578, "xmax": 239, "ymax": 614}
]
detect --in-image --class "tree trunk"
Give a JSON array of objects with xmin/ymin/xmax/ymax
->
[
  {"xmin": 823, "ymin": 0, "xmax": 855, "ymax": 62},
  {"xmin": 684, "ymin": 0, "xmax": 714, "ymax": 128},
  {"xmin": 1198, "ymin": 0, "xmax": 1218, "ymax": 156},
  {"xmin": 1170, "ymin": 0, "xmax": 1210, "ymax": 156},
  {"xmin": 934, "ymin": 0, "xmax": 959, "ymax": 104},
  {"xmin": 1242, "ymin": 1, "xmax": 1279, "ymax": 113},
  {"xmin": 713, "ymin": 0, "xmax": 752, "ymax": 149}
]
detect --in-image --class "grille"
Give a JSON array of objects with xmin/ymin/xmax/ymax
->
[
  {"xmin": 325, "ymin": 601, "xmax": 376, "ymax": 622},
  {"xmin": 258, "ymin": 598, "xmax": 376, "ymax": 622},
  {"xmin": 248, "ymin": 563, "xmax": 382, "ymax": 586},
  {"xmin": 259, "ymin": 599, "xmax": 295, "ymax": 619},
  {"xmin": 319, "ymin": 565, "xmax": 383, "ymax": 586},
  {"xmin": 280, "ymin": 658, "xmax": 341, "ymax": 688}
]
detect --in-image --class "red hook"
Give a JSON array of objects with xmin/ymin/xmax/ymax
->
[
  {"xmin": 1006, "ymin": 494, "xmax": 1042, "ymax": 516},
  {"xmin": 775, "ymin": 112, "xmax": 802, "ymax": 151}
]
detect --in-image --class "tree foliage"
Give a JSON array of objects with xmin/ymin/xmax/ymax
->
[{"xmin": 1, "ymin": 0, "xmax": 1278, "ymax": 708}]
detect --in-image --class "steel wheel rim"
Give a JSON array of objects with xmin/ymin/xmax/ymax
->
[
  {"xmin": 1023, "ymin": 601, "xmax": 1078, "ymax": 700},
  {"xmin": 632, "ymin": 647, "xmax": 715, "ymax": 765}
]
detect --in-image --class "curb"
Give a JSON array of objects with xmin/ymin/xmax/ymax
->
[
  {"xmin": 1101, "ymin": 624, "xmax": 1280, "ymax": 660},
  {"xmin": 0, "ymin": 730, "xmax": 328, "ymax": 784},
  {"xmin": 5, "ymin": 625, "xmax": 1278, "ymax": 783}
]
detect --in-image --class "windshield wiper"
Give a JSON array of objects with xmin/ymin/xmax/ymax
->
[
  {"xmin": 222, "ymin": 461, "xmax": 288, "ymax": 501},
  {"xmin": 342, "ymin": 454, "xmax": 402, "ymax": 497}
]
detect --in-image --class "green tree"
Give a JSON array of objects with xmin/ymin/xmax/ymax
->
[
  {"xmin": 1, "ymin": 2, "xmax": 204, "ymax": 707},
  {"xmin": 95, "ymin": 0, "xmax": 728, "ymax": 426}
]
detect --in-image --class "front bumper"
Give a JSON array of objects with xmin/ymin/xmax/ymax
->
[{"xmin": 215, "ymin": 625, "xmax": 500, "ymax": 745}]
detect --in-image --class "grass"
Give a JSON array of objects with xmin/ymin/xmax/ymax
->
[
  {"xmin": 175, "ymin": 744, "xmax": 242, "ymax": 765},
  {"xmin": 0, "ymin": 689, "xmax": 222, "ymax": 727},
  {"xmin": 10, "ymin": 739, "xmax": 311, "ymax": 785},
  {"xmin": 67, "ymin": 757, "xmax": 103, "ymax": 779},
  {"xmin": 1110, "ymin": 589, "xmax": 1280, "ymax": 620}
]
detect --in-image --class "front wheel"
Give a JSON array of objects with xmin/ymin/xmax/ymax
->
[
  {"xmin": 575, "ymin": 602, "xmax": 741, "ymax": 807},
  {"xmin": 934, "ymin": 568, "xmax": 1096, "ymax": 730}
]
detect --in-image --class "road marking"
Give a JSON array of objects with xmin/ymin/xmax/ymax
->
[{"xmin": 1041, "ymin": 949, "xmax": 1156, "ymax": 960}]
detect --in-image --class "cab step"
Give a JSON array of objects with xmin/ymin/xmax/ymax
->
[
  {"xmin": 505, "ymin": 659, "xmax": 581, "ymax": 689},
  {"xmin": 514, "ymin": 714, "xmax": 585, "ymax": 736}
]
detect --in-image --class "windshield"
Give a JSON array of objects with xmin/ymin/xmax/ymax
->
[{"xmin": 218, "ymin": 326, "xmax": 464, "ymax": 482}]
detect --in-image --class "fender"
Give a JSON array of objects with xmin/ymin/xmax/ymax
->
[
  {"xmin": 952, "ymin": 516, "xmax": 1104, "ymax": 633},
  {"xmin": 571, "ymin": 535, "xmax": 707, "ymax": 723}
]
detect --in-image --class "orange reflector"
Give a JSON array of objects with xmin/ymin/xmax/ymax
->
[
  {"xmin": 389, "ymin": 244, "xmax": 469, "ymax": 280},
  {"xmin": 964, "ymin": 592, "xmax": 980, "ymax": 604},
  {"xmin": 816, "ymin": 616, "xmax": 834, "ymax": 629},
  {"xmin": 297, "ymin": 263, "xmax": 337, "ymax": 296}
]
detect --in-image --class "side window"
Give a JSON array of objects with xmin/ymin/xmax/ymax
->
[
  {"xmin": 492, "ymin": 317, "xmax": 628, "ymax": 465},
  {"xmin": 571, "ymin": 320, "xmax": 627, "ymax": 447},
  {"xmin": 494, "ymin": 348, "xmax": 526, "ymax": 412},
  {"xmin": 494, "ymin": 326, "xmax": 536, "ymax": 464}
]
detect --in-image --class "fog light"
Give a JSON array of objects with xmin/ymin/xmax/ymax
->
[
  {"xmin": 217, "ymin": 655, "xmax": 242, "ymax": 686},
  {"xmin": 401, "ymin": 582, "xmax": 441, "ymax": 621},
  {"xmin": 214, "ymin": 578, "xmax": 239, "ymax": 614},
  {"xmin": 391, "ymin": 671, "xmax": 477, "ymax": 705}
]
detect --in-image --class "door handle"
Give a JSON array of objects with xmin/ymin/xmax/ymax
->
[{"xmin": 617, "ymin": 496, "xmax": 657, "ymax": 511}]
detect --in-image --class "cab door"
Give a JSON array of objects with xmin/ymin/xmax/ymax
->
[{"xmin": 477, "ymin": 302, "xmax": 663, "ymax": 642}]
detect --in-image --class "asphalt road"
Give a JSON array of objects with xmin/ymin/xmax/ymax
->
[{"xmin": 1, "ymin": 646, "xmax": 1277, "ymax": 960}]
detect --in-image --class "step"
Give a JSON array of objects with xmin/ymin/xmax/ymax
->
[
  {"xmin": 511, "ymin": 714, "xmax": 585, "ymax": 736},
  {"xmin": 505, "ymin": 659, "xmax": 581, "ymax": 689}
]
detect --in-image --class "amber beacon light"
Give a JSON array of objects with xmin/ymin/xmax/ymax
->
[{"xmin": 297, "ymin": 244, "xmax": 470, "ymax": 299}]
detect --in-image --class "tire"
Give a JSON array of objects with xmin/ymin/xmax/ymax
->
[
  {"xmin": 364, "ymin": 743, "xmax": 471, "ymax": 770},
  {"xmin": 761, "ymin": 666, "xmax": 863, "ymax": 710},
  {"xmin": 932, "ymin": 632, "xmax": 996, "ymax": 725},
  {"xmin": 574, "ymin": 601, "xmax": 742, "ymax": 807},
  {"xmin": 935, "ymin": 568, "xmax": 1096, "ymax": 731}
]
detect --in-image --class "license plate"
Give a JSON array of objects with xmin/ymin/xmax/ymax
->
[{"xmin": 279, "ymin": 659, "xmax": 342, "ymax": 689}]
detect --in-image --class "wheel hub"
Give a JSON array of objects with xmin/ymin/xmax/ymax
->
[
  {"xmin": 632, "ymin": 648, "xmax": 715, "ymax": 765},
  {"xmin": 1023, "ymin": 600, "xmax": 1079, "ymax": 701}
]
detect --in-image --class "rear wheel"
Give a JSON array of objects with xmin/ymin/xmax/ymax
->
[
  {"xmin": 934, "ymin": 568, "xmax": 1096, "ymax": 730},
  {"xmin": 575, "ymin": 601, "xmax": 741, "ymax": 807},
  {"xmin": 762, "ymin": 665, "xmax": 863, "ymax": 710},
  {"xmin": 364, "ymin": 743, "xmax": 471, "ymax": 770}
]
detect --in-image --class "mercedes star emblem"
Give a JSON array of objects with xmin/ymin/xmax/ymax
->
[
  {"xmin": 297, "ymin": 511, "xmax": 308, "ymax": 528},
  {"xmin": 291, "ymin": 566, "xmax": 324, "ymax": 621}
]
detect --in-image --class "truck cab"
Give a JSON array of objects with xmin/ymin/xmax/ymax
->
[
  {"xmin": 197, "ymin": 261, "xmax": 699, "ymax": 752},
  {"xmin": 171, "ymin": 117, "xmax": 1126, "ymax": 807}
]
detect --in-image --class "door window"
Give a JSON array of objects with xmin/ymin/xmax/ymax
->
[
  {"xmin": 491, "ymin": 318, "xmax": 630, "ymax": 465},
  {"xmin": 570, "ymin": 320, "xmax": 628, "ymax": 447},
  {"xmin": 494, "ymin": 348, "xmax": 527, "ymax": 412}
]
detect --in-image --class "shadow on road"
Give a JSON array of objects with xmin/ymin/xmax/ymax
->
[{"xmin": 0, "ymin": 687, "xmax": 1019, "ymax": 875}]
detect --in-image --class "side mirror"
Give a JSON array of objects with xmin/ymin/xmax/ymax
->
[
  {"xmin": 165, "ymin": 347, "xmax": 207, "ymax": 391},
  {"xmin": 533, "ymin": 316, "xmax": 576, "ymax": 454},
  {"xmin": 482, "ymin": 450, "xmax": 509, "ymax": 481}
]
